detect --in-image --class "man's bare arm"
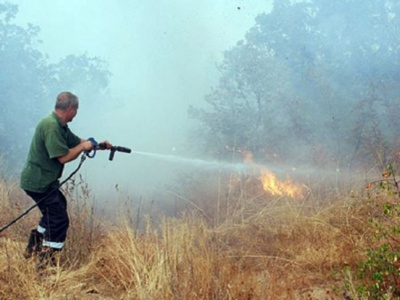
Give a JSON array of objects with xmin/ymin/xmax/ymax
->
[{"xmin": 57, "ymin": 140, "xmax": 93, "ymax": 164}]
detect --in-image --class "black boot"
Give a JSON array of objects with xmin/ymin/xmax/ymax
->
[
  {"xmin": 37, "ymin": 247, "xmax": 60, "ymax": 272},
  {"xmin": 24, "ymin": 229, "xmax": 43, "ymax": 259}
]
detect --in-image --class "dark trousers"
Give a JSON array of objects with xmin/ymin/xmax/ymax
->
[{"xmin": 25, "ymin": 188, "xmax": 69, "ymax": 249}]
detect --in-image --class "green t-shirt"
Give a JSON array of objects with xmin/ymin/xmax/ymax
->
[{"xmin": 20, "ymin": 112, "xmax": 81, "ymax": 193}]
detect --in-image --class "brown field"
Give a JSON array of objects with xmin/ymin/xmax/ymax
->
[{"xmin": 0, "ymin": 171, "xmax": 395, "ymax": 299}]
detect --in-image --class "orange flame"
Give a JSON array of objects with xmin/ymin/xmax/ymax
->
[
  {"xmin": 258, "ymin": 170, "xmax": 304, "ymax": 199},
  {"xmin": 239, "ymin": 149, "xmax": 304, "ymax": 199}
]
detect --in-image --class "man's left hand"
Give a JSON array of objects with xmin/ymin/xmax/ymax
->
[{"xmin": 99, "ymin": 140, "xmax": 113, "ymax": 149}]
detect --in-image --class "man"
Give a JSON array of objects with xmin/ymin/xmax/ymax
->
[{"xmin": 20, "ymin": 91, "xmax": 111, "ymax": 266}]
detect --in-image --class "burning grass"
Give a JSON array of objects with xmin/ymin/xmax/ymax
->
[{"xmin": 0, "ymin": 172, "xmax": 394, "ymax": 299}]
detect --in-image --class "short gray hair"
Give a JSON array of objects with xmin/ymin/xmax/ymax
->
[{"xmin": 55, "ymin": 92, "xmax": 79, "ymax": 111}]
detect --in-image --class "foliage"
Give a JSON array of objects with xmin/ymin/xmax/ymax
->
[
  {"xmin": 0, "ymin": 2, "xmax": 111, "ymax": 174},
  {"xmin": 190, "ymin": 0, "xmax": 400, "ymax": 170},
  {"xmin": 355, "ymin": 203, "xmax": 400, "ymax": 299},
  {"xmin": 352, "ymin": 165, "xmax": 400, "ymax": 299}
]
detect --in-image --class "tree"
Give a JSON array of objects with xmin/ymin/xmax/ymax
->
[{"xmin": 190, "ymin": 0, "xmax": 400, "ymax": 170}]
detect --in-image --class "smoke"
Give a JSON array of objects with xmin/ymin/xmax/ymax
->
[
  {"xmin": 10, "ymin": 1, "xmax": 273, "ymax": 197},
  {"xmin": 9, "ymin": 1, "xmax": 387, "ymax": 208}
]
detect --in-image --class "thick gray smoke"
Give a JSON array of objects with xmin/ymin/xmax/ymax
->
[
  {"xmin": 6, "ymin": 1, "xmax": 393, "ymax": 208},
  {"xmin": 10, "ymin": 1, "xmax": 272, "ymax": 197}
]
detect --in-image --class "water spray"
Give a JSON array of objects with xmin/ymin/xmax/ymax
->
[
  {"xmin": 131, "ymin": 150, "xmax": 252, "ymax": 172},
  {"xmin": 130, "ymin": 150, "xmax": 348, "ymax": 181}
]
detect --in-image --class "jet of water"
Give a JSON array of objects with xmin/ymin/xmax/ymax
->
[
  {"xmin": 132, "ymin": 150, "xmax": 250, "ymax": 172},
  {"xmin": 131, "ymin": 150, "xmax": 349, "ymax": 179}
]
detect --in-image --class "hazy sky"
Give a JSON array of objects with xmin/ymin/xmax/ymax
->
[{"xmin": 11, "ymin": 1, "xmax": 273, "ymax": 196}]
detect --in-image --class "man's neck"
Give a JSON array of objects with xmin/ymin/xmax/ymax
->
[{"xmin": 54, "ymin": 110, "xmax": 68, "ymax": 124}]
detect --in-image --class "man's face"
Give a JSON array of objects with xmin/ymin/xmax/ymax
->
[{"xmin": 66, "ymin": 105, "xmax": 78, "ymax": 122}]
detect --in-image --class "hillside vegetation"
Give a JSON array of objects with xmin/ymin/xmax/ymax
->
[{"xmin": 1, "ymin": 169, "xmax": 399, "ymax": 300}]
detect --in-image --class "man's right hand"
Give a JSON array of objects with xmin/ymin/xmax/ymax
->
[
  {"xmin": 82, "ymin": 140, "xmax": 94, "ymax": 151},
  {"xmin": 58, "ymin": 140, "xmax": 94, "ymax": 164}
]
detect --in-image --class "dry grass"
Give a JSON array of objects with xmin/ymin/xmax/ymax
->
[{"xmin": 0, "ymin": 173, "xmax": 389, "ymax": 299}]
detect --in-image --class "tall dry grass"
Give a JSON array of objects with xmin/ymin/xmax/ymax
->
[{"xmin": 0, "ymin": 172, "xmax": 388, "ymax": 299}]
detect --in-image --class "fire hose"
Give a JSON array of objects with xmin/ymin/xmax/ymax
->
[{"xmin": 0, "ymin": 138, "xmax": 131, "ymax": 234}]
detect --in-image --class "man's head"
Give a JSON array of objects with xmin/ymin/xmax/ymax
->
[{"xmin": 55, "ymin": 92, "xmax": 79, "ymax": 123}]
